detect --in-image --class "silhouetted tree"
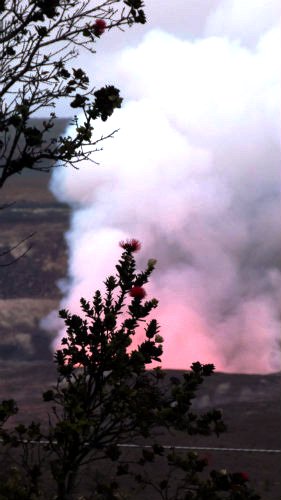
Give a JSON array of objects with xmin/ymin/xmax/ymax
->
[
  {"xmin": 0, "ymin": 240, "xmax": 261, "ymax": 499},
  {"xmin": 0, "ymin": 0, "xmax": 146, "ymax": 188},
  {"xmin": 0, "ymin": 0, "xmax": 146, "ymax": 264}
]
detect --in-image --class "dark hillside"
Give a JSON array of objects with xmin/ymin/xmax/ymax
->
[{"xmin": 0, "ymin": 118, "xmax": 70, "ymax": 360}]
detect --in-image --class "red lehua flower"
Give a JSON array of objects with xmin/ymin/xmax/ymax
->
[
  {"xmin": 94, "ymin": 19, "xmax": 107, "ymax": 36},
  {"xmin": 119, "ymin": 238, "xmax": 141, "ymax": 252},
  {"xmin": 129, "ymin": 286, "xmax": 146, "ymax": 299},
  {"xmin": 200, "ymin": 456, "xmax": 209, "ymax": 466},
  {"xmin": 231, "ymin": 472, "xmax": 249, "ymax": 484},
  {"xmin": 239, "ymin": 472, "xmax": 249, "ymax": 482}
]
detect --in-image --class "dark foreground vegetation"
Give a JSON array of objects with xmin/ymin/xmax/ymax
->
[
  {"xmin": 0, "ymin": 240, "xmax": 266, "ymax": 499},
  {"xmin": 1, "ymin": 362, "xmax": 280, "ymax": 499}
]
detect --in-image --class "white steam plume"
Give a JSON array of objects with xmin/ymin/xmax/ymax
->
[{"xmin": 44, "ymin": 3, "xmax": 281, "ymax": 373}]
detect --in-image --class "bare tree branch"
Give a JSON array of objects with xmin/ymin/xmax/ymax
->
[
  {"xmin": 0, "ymin": 231, "xmax": 35, "ymax": 266},
  {"xmin": 0, "ymin": 0, "xmax": 146, "ymax": 188}
]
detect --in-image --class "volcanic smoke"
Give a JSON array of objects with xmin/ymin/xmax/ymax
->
[{"xmin": 43, "ymin": 1, "xmax": 281, "ymax": 373}]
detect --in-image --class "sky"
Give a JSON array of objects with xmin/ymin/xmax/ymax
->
[{"xmin": 43, "ymin": 0, "xmax": 281, "ymax": 374}]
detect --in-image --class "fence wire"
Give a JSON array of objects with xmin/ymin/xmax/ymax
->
[{"xmin": 0, "ymin": 438, "xmax": 280, "ymax": 453}]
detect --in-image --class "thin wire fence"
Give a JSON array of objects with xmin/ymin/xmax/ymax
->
[
  {"xmin": 118, "ymin": 444, "xmax": 281, "ymax": 454},
  {"xmin": 0, "ymin": 438, "xmax": 280, "ymax": 453}
]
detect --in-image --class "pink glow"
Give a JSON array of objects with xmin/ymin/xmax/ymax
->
[{"xmin": 43, "ymin": 2, "xmax": 281, "ymax": 374}]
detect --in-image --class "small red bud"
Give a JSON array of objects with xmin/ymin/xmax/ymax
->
[
  {"xmin": 94, "ymin": 19, "xmax": 107, "ymax": 36},
  {"xmin": 129, "ymin": 286, "xmax": 146, "ymax": 299},
  {"xmin": 239, "ymin": 472, "xmax": 249, "ymax": 482}
]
